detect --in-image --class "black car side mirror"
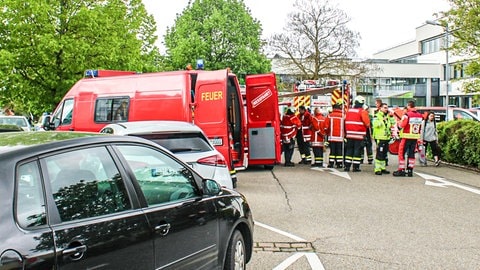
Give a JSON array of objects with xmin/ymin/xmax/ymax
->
[
  {"xmin": 203, "ymin": 179, "xmax": 221, "ymax": 196},
  {"xmin": 43, "ymin": 115, "xmax": 53, "ymax": 130}
]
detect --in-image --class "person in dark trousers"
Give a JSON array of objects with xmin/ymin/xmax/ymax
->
[
  {"xmin": 325, "ymin": 102, "xmax": 345, "ymax": 168},
  {"xmin": 344, "ymin": 96, "xmax": 370, "ymax": 172},
  {"xmin": 393, "ymin": 100, "xmax": 423, "ymax": 177},
  {"xmin": 361, "ymin": 104, "xmax": 374, "ymax": 164},
  {"xmin": 280, "ymin": 108, "xmax": 301, "ymax": 166},
  {"xmin": 310, "ymin": 107, "xmax": 326, "ymax": 167},
  {"xmin": 372, "ymin": 103, "xmax": 392, "ymax": 175},
  {"xmin": 421, "ymin": 111, "xmax": 441, "ymax": 166},
  {"xmin": 296, "ymin": 105, "xmax": 312, "ymax": 164}
]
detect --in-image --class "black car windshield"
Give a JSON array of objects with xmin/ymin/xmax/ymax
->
[{"xmin": 131, "ymin": 132, "xmax": 213, "ymax": 153}]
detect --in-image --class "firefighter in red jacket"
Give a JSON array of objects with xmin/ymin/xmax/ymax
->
[
  {"xmin": 325, "ymin": 102, "xmax": 345, "ymax": 168},
  {"xmin": 311, "ymin": 107, "xmax": 326, "ymax": 167},
  {"xmin": 281, "ymin": 108, "xmax": 301, "ymax": 167},
  {"xmin": 344, "ymin": 96, "xmax": 370, "ymax": 172},
  {"xmin": 393, "ymin": 100, "xmax": 423, "ymax": 177},
  {"xmin": 296, "ymin": 105, "xmax": 313, "ymax": 164}
]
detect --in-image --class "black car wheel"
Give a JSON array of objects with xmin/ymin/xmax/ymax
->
[{"xmin": 224, "ymin": 230, "xmax": 245, "ymax": 270}]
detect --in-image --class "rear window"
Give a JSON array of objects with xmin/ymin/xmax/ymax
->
[
  {"xmin": 452, "ymin": 109, "xmax": 478, "ymax": 121},
  {"xmin": 0, "ymin": 117, "xmax": 27, "ymax": 127},
  {"xmin": 131, "ymin": 132, "xmax": 213, "ymax": 153}
]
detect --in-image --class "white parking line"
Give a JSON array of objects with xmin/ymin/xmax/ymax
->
[
  {"xmin": 311, "ymin": 167, "xmax": 351, "ymax": 180},
  {"xmin": 305, "ymin": 253, "xmax": 325, "ymax": 270},
  {"xmin": 272, "ymin": 252, "xmax": 325, "ymax": 270},
  {"xmin": 255, "ymin": 221, "xmax": 326, "ymax": 270},
  {"xmin": 272, "ymin": 252, "xmax": 304, "ymax": 270},
  {"xmin": 255, "ymin": 221, "xmax": 306, "ymax": 241}
]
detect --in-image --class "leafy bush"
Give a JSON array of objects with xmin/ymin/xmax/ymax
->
[{"xmin": 437, "ymin": 120, "xmax": 480, "ymax": 169}]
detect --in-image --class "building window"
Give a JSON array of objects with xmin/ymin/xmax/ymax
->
[
  {"xmin": 453, "ymin": 63, "xmax": 469, "ymax": 79},
  {"xmin": 421, "ymin": 37, "xmax": 442, "ymax": 54}
]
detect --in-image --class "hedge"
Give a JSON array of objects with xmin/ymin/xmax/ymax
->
[{"xmin": 436, "ymin": 120, "xmax": 480, "ymax": 170}]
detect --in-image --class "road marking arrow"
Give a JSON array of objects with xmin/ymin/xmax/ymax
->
[
  {"xmin": 424, "ymin": 180, "xmax": 448, "ymax": 188},
  {"xmin": 311, "ymin": 167, "xmax": 351, "ymax": 180},
  {"xmin": 417, "ymin": 172, "xmax": 480, "ymax": 195},
  {"xmin": 416, "ymin": 172, "xmax": 445, "ymax": 181}
]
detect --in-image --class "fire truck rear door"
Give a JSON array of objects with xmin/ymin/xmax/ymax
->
[
  {"xmin": 245, "ymin": 73, "xmax": 281, "ymax": 165},
  {"xmin": 193, "ymin": 70, "xmax": 230, "ymax": 162}
]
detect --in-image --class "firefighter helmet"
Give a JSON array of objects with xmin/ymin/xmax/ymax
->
[
  {"xmin": 332, "ymin": 100, "xmax": 343, "ymax": 108},
  {"xmin": 354, "ymin": 95, "xmax": 365, "ymax": 104}
]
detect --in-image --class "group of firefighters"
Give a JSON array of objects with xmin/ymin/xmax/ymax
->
[{"xmin": 280, "ymin": 96, "xmax": 425, "ymax": 177}]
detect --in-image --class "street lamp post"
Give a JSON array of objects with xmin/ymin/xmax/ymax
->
[{"xmin": 426, "ymin": 20, "xmax": 450, "ymax": 118}]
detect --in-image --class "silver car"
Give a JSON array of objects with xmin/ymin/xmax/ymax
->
[
  {"xmin": 100, "ymin": 121, "xmax": 234, "ymax": 189},
  {"xmin": 0, "ymin": 115, "xmax": 33, "ymax": 131}
]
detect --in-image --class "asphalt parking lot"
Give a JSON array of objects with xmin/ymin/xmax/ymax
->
[{"xmin": 236, "ymin": 150, "xmax": 480, "ymax": 269}]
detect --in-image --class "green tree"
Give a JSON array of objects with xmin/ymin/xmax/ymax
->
[
  {"xmin": 0, "ymin": 0, "xmax": 160, "ymax": 116},
  {"xmin": 267, "ymin": 0, "xmax": 368, "ymax": 82},
  {"xmin": 163, "ymin": 0, "xmax": 270, "ymax": 79},
  {"xmin": 444, "ymin": 0, "xmax": 480, "ymax": 105}
]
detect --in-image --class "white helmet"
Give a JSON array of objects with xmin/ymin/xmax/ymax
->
[{"xmin": 354, "ymin": 95, "xmax": 365, "ymax": 104}]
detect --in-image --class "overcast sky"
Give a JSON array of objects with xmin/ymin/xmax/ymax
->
[{"xmin": 142, "ymin": 0, "xmax": 450, "ymax": 58}]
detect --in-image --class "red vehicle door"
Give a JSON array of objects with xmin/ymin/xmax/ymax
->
[
  {"xmin": 193, "ymin": 70, "xmax": 233, "ymax": 167},
  {"xmin": 51, "ymin": 98, "xmax": 75, "ymax": 131},
  {"xmin": 245, "ymin": 73, "xmax": 281, "ymax": 167}
]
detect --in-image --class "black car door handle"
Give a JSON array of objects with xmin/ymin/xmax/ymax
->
[
  {"xmin": 63, "ymin": 245, "xmax": 87, "ymax": 260},
  {"xmin": 155, "ymin": 223, "xmax": 171, "ymax": 236}
]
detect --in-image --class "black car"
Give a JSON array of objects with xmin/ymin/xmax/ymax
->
[{"xmin": 0, "ymin": 132, "xmax": 253, "ymax": 270}]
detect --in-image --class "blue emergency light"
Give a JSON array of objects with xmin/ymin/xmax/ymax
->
[
  {"xmin": 85, "ymin": 69, "xmax": 98, "ymax": 77},
  {"xmin": 196, "ymin": 59, "xmax": 204, "ymax": 70}
]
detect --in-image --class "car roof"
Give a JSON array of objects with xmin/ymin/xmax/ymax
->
[
  {"xmin": 100, "ymin": 120, "xmax": 204, "ymax": 135},
  {"xmin": 0, "ymin": 131, "xmax": 157, "ymax": 156},
  {"xmin": 0, "ymin": 115, "xmax": 28, "ymax": 119}
]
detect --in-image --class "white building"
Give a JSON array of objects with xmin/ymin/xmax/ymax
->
[
  {"xmin": 362, "ymin": 21, "xmax": 475, "ymax": 108},
  {"xmin": 271, "ymin": 20, "xmax": 477, "ymax": 108}
]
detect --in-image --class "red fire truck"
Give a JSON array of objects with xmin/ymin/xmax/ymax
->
[
  {"xmin": 280, "ymin": 79, "xmax": 351, "ymax": 112},
  {"xmin": 47, "ymin": 69, "xmax": 282, "ymax": 171}
]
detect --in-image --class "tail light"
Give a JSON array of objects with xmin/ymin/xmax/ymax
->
[{"xmin": 197, "ymin": 154, "xmax": 227, "ymax": 167}]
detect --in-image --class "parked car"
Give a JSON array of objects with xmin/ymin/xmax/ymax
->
[
  {"xmin": 416, "ymin": 107, "xmax": 480, "ymax": 122},
  {"xmin": 34, "ymin": 113, "xmax": 51, "ymax": 131},
  {"xmin": 0, "ymin": 131, "xmax": 253, "ymax": 269},
  {"xmin": 0, "ymin": 115, "xmax": 33, "ymax": 131},
  {"xmin": 0, "ymin": 124, "xmax": 24, "ymax": 132},
  {"xmin": 469, "ymin": 107, "xmax": 480, "ymax": 119},
  {"xmin": 100, "ymin": 121, "xmax": 234, "ymax": 189}
]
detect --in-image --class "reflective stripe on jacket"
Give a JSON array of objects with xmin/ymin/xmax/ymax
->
[
  {"xmin": 345, "ymin": 108, "xmax": 369, "ymax": 140},
  {"xmin": 372, "ymin": 111, "xmax": 392, "ymax": 140},
  {"xmin": 325, "ymin": 109, "xmax": 344, "ymax": 142},
  {"xmin": 399, "ymin": 109, "xmax": 423, "ymax": 139},
  {"xmin": 311, "ymin": 113, "xmax": 326, "ymax": 147},
  {"xmin": 299, "ymin": 111, "xmax": 313, "ymax": 142},
  {"xmin": 280, "ymin": 114, "xmax": 301, "ymax": 142}
]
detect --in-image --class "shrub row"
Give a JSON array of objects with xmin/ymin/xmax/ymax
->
[{"xmin": 436, "ymin": 120, "xmax": 480, "ymax": 169}]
